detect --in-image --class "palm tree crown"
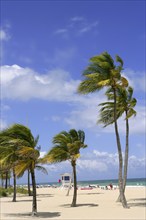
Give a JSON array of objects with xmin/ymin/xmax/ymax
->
[
  {"xmin": 78, "ymin": 51, "xmax": 128, "ymax": 94},
  {"xmin": 45, "ymin": 129, "xmax": 87, "ymax": 207},
  {"xmin": 98, "ymin": 86, "xmax": 137, "ymax": 126},
  {"xmin": 47, "ymin": 129, "xmax": 87, "ymax": 162}
]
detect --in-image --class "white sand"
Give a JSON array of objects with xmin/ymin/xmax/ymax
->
[{"xmin": 0, "ymin": 186, "xmax": 146, "ymax": 220}]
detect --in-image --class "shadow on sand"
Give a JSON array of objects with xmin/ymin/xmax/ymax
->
[
  {"xmin": 78, "ymin": 192, "xmax": 104, "ymax": 195},
  {"xmin": 4, "ymin": 211, "xmax": 61, "ymax": 218},
  {"xmin": 37, "ymin": 193, "xmax": 54, "ymax": 198},
  {"xmin": 61, "ymin": 203, "xmax": 98, "ymax": 208},
  {"xmin": 5, "ymin": 199, "xmax": 41, "ymax": 203},
  {"xmin": 128, "ymin": 198, "xmax": 146, "ymax": 207}
]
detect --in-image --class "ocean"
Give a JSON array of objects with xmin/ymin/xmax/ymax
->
[{"xmin": 39, "ymin": 178, "xmax": 146, "ymax": 187}]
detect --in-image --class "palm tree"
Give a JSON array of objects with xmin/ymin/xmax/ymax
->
[
  {"xmin": 77, "ymin": 51, "xmax": 129, "ymax": 208},
  {"xmin": 15, "ymin": 145, "xmax": 40, "ymax": 216},
  {"xmin": 27, "ymin": 159, "xmax": 48, "ymax": 196},
  {"xmin": 98, "ymin": 86, "xmax": 137, "ymax": 201},
  {"xmin": 0, "ymin": 133, "xmax": 21, "ymax": 202},
  {"xmin": 45, "ymin": 129, "xmax": 87, "ymax": 207},
  {"xmin": 27, "ymin": 169, "xmax": 31, "ymax": 196},
  {"xmin": 0, "ymin": 164, "xmax": 11, "ymax": 189},
  {"xmin": 0, "ymin": 124, "xmax": 40, "ymax": 216}
]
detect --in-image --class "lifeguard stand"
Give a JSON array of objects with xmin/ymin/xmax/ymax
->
[{"xmin": 60, "ymin": 173, "xmax": 72, "ymax": 189}]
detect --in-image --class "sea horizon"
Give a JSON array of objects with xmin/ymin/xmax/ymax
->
[{"xmin": 17, "ymin": 177, "xmax": 146, "ymax": 187}]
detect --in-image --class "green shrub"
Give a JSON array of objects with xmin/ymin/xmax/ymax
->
[
  {"xmin": 0, "ymin": 186, "xmax": 29, "ymax": 197},
  {"xmin": 17, "ymin": 187, "xmax": 28, "ymax": 194},
  {"xmin": 0, "ymin": 188, "xmax": 8, "ymax": 197},
  {"xmin": 1, "ymin": 191, "xmax": 7, "ymax": 197}
]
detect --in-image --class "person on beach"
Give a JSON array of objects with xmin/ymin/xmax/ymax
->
[{"xmin": 109, "ymin": 183, "xmax": 113, "ymax": 190}]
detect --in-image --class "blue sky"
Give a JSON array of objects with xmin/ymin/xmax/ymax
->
[{"xmin": 0, "ymin": 0, "xmax": 145, "ymax": 184}]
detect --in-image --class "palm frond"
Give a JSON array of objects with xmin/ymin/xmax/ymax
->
[
  {"xmin": 35, "ymin": 165, "xmax": 48, "ymax": 175},
  {"xmin": 116, "ymin": 55, "xmax": 124, "ymax": 68}
]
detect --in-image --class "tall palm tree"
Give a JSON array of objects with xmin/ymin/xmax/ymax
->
[
  {"xmin": 45, "ymin": 129, "xmax": 87, "ymax": 207},
  {"xmin": 0, "ymin": 124, "xmax": 40, "ymax": 216},
  {"xmin": 98, "ymin": 86, "xmax": 137, "ymax": 201},
  {"xmin": 78, "ymin": 51, "xmax": 129, "ymax": 208}
]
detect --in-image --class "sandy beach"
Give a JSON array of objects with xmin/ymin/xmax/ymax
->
[{"xmin": 0, "ymin": 186, "xmax": 145, "ymax": 220}]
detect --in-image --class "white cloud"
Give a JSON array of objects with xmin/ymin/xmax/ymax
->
[
  {"xmin": 77, "ymin": 159, "xmax": 108, "ymax": 172},
  {"xmin": 77, "ymin": 150, "xmax": 145, "ymax": 174},
  {"xmin": 51, "ymin": 116, "xmax": 61, "ymax": 122},
  {"xmin": 0, "ymin": 119, "xmax": 8, "ymax": 130},
  {"xmin": 71, "ymin": 16, "xmax": 84, "ymax": 22},
  {"xmin": 0, "ymin": 65, "xmax": 80, "ymax": 101},
  {"xmin": 93, "ymin": 150, "xmax": 119, "ymax": 166},
  {"xmin": 64, "ymin": 105, "xmax": 99, "ymax": 129},
  {"xmin": 128, "ymin": 156, "xmax": 146, "ymax": 170},
  {"xmin": 1, "ymin": 64, "xmax": 145, "ymax": 134},
  {"xmin": 54, "ymin": 16, "xmax": 99, "ymax": 37},
  {"xmin": 44, "ymin": 161, "xmax": 72, "ymax": 173},
  {"xmin": 79, "ymin": 21, "xmax": 99, "ymax": 34},
  {"xmin": 102, "ymin": 106, "xmax": 146, "ymax": 134},
  {"xmin": 54, "ymin": 29, "xmax": 68, "ymax": 35},
  {"xmin": 123, "ymin": 69, "xmax": 146, "ymax": 92},
  {"xmin": 0, "ymin": 29, "xmax": 10, "ymax": 41},
  {"xmin": 64, "ymin": 96, "xmax": 145, "ymax": 135},
  {"xmin": 44, "ymin": 150, "xmax": 145, "ymax": 176},
  {"xmin": 39, "ymin": 151, "xmax": 47, "ymax": 158}
]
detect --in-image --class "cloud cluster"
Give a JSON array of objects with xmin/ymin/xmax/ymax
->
[
  {"xmin": 0, "ymin": 104, "xmax": 10, "ymax": 131},
  {"xmin": 1, "ymin": 64, "xmax": 145, "ymax": 134},
  {"xmin": 123, "ymin": 69, "xmax": 146, "ymax": 92},
  {"xmin": 0, "ymin": 29, "xmax": 10, "ymax": 41},
  {"xmin": 0, "ymin": 119, "xmax": 8, "ymax": 130},
  {"xmin": 40, "ymin": 150, "xmax": 145, "ymax": 178},
  {"xmin": 1, "ymin": 65, "xmax": 80, "ymax": 101},
  {"xmin": 54, "ymin": 16, "xmax": 99, "ymax": 37}
]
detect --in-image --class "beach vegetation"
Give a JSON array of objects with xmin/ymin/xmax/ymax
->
[
  {"xmin": 0, "ymin": 124, "xmax": 40, "ymax": 216},
  {"xmin": 44, "ymin": 129, "xmax": 87, "ymax": 207},
  {"xmin": 78, "ymin": 51, "xmax": 129, "ymax": 208},
  {"xmin": 0, "ymin": 164, "xmax": 11, "ymax": 189},
  {"xmin": 0, "ymin": 127, "xmax": 22, "ymax": 202},
  {"xmin": 98, "ymin": 86, "xmax": 137, "ymax": 201},
  {"xmin": 0, "ymin": 186, "xmax": 29, "ymax": 197}
]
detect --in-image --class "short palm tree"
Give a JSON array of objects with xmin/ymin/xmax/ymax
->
[
  {"xmin": 45, "ymin": 129, "xmax": 87, "ymax": 207},
  {"xmin": 78, "ymin": 51, "xmax": 129, "ymax": 208},
  {"xmin": 26, "ymin": 159, "xmax": 48, "ymax": 196},
  {"xmin": 0, "ymin": 124, "xmax": 40, "ymax": 216},
  {"xmin": 15, "ymin": 145, "xmax": 40, "ymax": 216},
  {"xmin": 98, "ymin": 86, "xmax": 137, "ymax": 201},
  {"xmin": 0, "ymin": 133, "xmax": 21, "ymax": 202},
  {"xmin": 0, "ymin": 163, "xmax": 11, "ymax": 189}
]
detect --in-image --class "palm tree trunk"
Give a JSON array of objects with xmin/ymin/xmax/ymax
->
[
  {"xmin": 8, "ymin": 176, "xmax": 10, "ymax": 187},
  {"xmin": 1, "ymin": 174, "xmax": 4, "ymax": 188},
  {"xmin": 71, "ymin": 161, "xmax": 77, "ymax": 207},
  {"xmin": 30, "ymin": 166, "xmax": 37, "ymax": 216},
  {"xmin": 117, "ymin": 111, "xmax": 129, "ymax": 202},
  {"xmin": 113, "ymin": 88, "xmax": 128, "ymax": 208},
  {"xmin": 12, "ymin": 168, "xmax": 16, "ymax": 202},
  {"xmin": 5, "ymin": 171, "xmax": 8, "ymax": 189},
  {"xmin": 123, "ymin": 113, "xmax": 129, "ymax": 191},
  {"xmin": 28, "ymin": 169, "xmax": 31, "ymax": 196}
]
